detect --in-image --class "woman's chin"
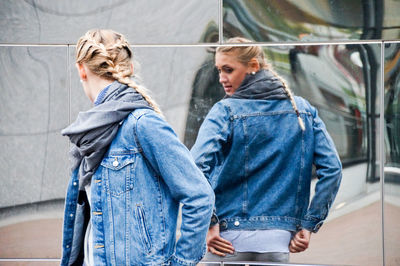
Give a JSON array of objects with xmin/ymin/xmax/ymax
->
[{"xmin": 224, "ymin": 87, "xmax": 234, "ymax": 96}]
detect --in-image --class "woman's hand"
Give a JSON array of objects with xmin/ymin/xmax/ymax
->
[
  {"xmin": 289, "ymin": 229, "xmax": 311, "ymax": 253},
  {"xmin": 206, "ymin": 224, "xmax": 235, "ymax": 256}
]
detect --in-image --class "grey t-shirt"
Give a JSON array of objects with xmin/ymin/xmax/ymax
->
[{"xmin": 220, "ymin": 229, "xmax": 291, "ymax": 253}]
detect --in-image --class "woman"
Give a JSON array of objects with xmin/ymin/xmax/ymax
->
[
  {"xmin": 60, "ymin": 29, "xmax": 214, "ymax": 266},
  {"xmin": 191, "ymin": 37, "xmax": 342, "ymax": 264}
]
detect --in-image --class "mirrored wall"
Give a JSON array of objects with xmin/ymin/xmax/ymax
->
[
  {"xmin": 0, "ymin": 0, "xmax": 218, "ymax": 44},
  {"xmin": 223, "ymin": 0, "xmax": 400, "ymax": 42},
  {"xmin": 0, "ymin": 0, "xmax": 399, "ymax": 265},
  {"xmin": 185, "ymin": 42, "xmax": 384, "ymax": 266}
]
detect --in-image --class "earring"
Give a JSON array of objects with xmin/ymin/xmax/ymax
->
[
  {"xmin": 251, "ymin": 71, "xmax": 256, "ymax": 75},
  {"xmin": 80, "ymin": 79, "xmax": 83, "ymax": 83}
]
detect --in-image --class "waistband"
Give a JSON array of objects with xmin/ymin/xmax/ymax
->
[{"xmin": 219, "ymin": 216, "xmax": 302, "ymax": 232}]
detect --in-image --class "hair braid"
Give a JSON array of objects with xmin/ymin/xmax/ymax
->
[
  {"xmin": 113, "ymin": 73, "xmax": 162, "ymax": 114},
  {"xmin": 265, "ymin": 68, "xmax": 304, "ymax": 131},
  {"xmin": 76, "ymin": 29, "xmax": 162, "ymax": 115},
  {"xmin": 282, "ymin": 85, "xmax": 305, "ymax": 131}
]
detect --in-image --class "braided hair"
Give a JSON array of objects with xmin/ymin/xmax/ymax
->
[
  {"xmin": 76, "ymin": 29, "xmax": 162, "ymax": 114},
  {"xmin": 217, "ymin": 37, "xmax": 305, "ymax": 131}
]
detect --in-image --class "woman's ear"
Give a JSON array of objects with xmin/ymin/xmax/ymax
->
[
  {"xmin": 248, "ymin": 58, "xmax": 260, "ymax": 73},
  {"xmin": 76, "ymin": 63, "xmax": 87, "ymax": 81}
]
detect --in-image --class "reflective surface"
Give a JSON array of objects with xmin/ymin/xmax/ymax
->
[
  {"xmin": 0, "ymin": 0, "xmax": 398, "ymax": 264},
  {"xmin": 223, "ymin": 0, "xmax": 400, "ymax": 42},
  {"xmin": 0, "ymin": 46, "xmax": 68, "ymax": 258},
  {"xmin": 0, "ymin": 43, "xmax": 387, "ymax": 263},
  {"xmin": 0, "ymin": 0, "xmax": 218, "ymax": 44},
  {"xmin": 186, "ymin": 44, "xmax": 375, "ymax": 166},
  {"xmin": 0, "ymin": 46, "xmax": 70, "ymax": 208},
  {"xmin": 384, "ymin": 42, "xmax": 400, "ymax": 266},
  {"xmin": 134, "ymin": 47, "xmax": 214, "ymax": 138},
  {"xmin": 185, "ymin": 43, "xmax": 383, "ymax": 265}
]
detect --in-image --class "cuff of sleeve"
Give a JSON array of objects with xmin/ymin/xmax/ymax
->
[
  {"xmin": 210, "ymin": 213, "xmax": 219, "ymax": 227},
  {"xmin": 170, "ymin": 255, "xmax": 196, "ymax": 266},
  {"xmin": 301, "ymin": 218, "xmax": 324, "ymax": 233},
  {"xmin": 170, "ymin": 246, "xmax": 206, "ymax": 266}
]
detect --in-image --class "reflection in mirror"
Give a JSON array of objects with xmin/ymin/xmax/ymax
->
[
  {"xmin": 223, "ymin": 0, "xmax": 400, "ymax": 42},
  {"xmin": 186, "ymin": 43, "xmax": 383, "ymax": 265},
  {"xmin": 384, "ymin": 42, "xmax": 400, "ymax": 266},
  {"xmin": 0, "ymin": 0, "xmax": 219, "ymax": 45},
  {"xmin": 184, "ymin": 48, "xmax": 225, "ymax": 148},
  {"xmin": 0, "ymin": 46, "xmax": 69, "ymax": 259}
]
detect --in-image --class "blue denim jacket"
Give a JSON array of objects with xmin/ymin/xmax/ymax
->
[
  {"xmin": 61, "ymin": 108, "xmax": 214, "ymax": 266},
  {"xmin": 191, "ymin": 96, "xmax": 342, "ymax": 233}
]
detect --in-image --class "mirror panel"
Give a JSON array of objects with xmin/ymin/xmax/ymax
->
[
  {"xmin": 186, "ymin": 43, "xmax": 383, "ymax": 265},
  {"xmin": 223, "ymin": 0, "xmax": 400, "ymax": 42},
  {"xmin": 0, "ymin": 46, "xmax": 69, "ymax": 258},
  {"xmin": 0, "ymin": 0, "xmax": 218, "ymax": 45}
]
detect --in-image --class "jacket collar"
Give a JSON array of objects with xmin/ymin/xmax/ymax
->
[
  {"xmin": 228, "ymin": 69, "xmax": 288, "ymax": 100},
  {"xmin": 61, "ymin": 81, "xmax": 152, "ymax": 189}
]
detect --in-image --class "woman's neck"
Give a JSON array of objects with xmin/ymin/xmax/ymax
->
[{"xmin": 85, "ymin": 77, "xmax": 114, "ymax": 103}]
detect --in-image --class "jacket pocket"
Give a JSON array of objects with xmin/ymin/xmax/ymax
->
[
  {"xmin": 101, "ymin": 154, "xmax": 136, "ymax": 196},
  {"xmin": 136, "ymin": 204, "xmax": 152, "ymax": 254}
]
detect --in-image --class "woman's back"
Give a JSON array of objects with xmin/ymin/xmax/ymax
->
[{"xmin": 192, "ymin": 96, "xmax": 322, "ymax": 231}]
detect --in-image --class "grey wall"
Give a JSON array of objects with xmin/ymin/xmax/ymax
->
[{"xmin": 0, "ymin": 0, "xmax": 399, "ymax": 265}]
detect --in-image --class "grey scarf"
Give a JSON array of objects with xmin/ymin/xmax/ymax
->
[
  {"xmin": 61, "ymin": 81, "xmax": 152, "ymax": 190},
  {"xmin": 229, "ymin": 69, "xmax": 288, "ymax": 100}
]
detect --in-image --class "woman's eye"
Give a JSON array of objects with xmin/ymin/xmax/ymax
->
[
  {"xmin": 223, "ymin": 67, "xmax": 233, "ymax": 73},
  {"xmin": 216, "ymin": 67, "xmax": 234, "ymax": 74}
]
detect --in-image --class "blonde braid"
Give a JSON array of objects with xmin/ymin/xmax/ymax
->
[
  {"xmin": 112, "ymin": 71, "xmax": 162, "ymax": 114},
  {"xmin": 109, "ymin": 37, "xmax": 162, "ymax": 114},
  {"xmin": 76, "ymin": 29, "xmax": 162, "ymax": 115},
  {"xmin": 281, "ymin": 84, "xmax": 305, "ymax": 131},
  {"xmin": 267, "ymin": 69, "xmax": 305, "ymax": 131}
]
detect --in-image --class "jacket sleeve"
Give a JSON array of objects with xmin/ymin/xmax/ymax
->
[
  {"xmin": 302, "ymin": 105, "xmax": 342, "ymax": 233},
  {"xmin": 190, "ymin": 101, "xmax": 231, "ymax": 183},
  {"xmin": 135, "ymin": 112, "xmax": 214, "ymax": 266},
  {"xmin": 190, "ymin": 102, "xmax": 231, "ymax": 226}
]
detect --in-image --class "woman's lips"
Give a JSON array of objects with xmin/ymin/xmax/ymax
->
[{"xmin": 224, "ymin": 86, "xmax": 233, "ymax": 92}]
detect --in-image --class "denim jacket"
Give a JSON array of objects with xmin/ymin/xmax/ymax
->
[
  {"xmin": 190, "ymin": 96, "xmax": 342, "ymax": 233},
  {"xmin": 61, "ymin": 108, "xmax": 214, "ymax": 266}
]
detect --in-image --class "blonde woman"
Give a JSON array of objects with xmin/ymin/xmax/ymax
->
[
  {"xmin": 191, "ymin": 38, "xmax": 342, "ymax": 264},
  {"xmin": 60, "ymin": 29, "xmax": 214, "ymax": 266}
]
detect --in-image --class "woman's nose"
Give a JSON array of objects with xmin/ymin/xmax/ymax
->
[{"xmin": 219, "ymin": 73, "xmax": 227, "ymax": 84}]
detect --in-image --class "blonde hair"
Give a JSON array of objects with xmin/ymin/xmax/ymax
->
[
  {"xmin": 76, "ymin": 29, "xmax": 162, "ymax": 114},
  {"xmin": 217, "ymin": 37, "xmax": 305, "ymax": 131}
]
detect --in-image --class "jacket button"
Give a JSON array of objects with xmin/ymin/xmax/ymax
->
[
  {"xmin": 113, "ymin": 159, "xmax": 119, "ymax": 167},
  {"xmin": 73, "ymin": 182, "xmax": 77, "ymax": 186},
  {"xmin": 66, "ymin": 245, "xmax": 70, "ymax": 248},
  {"xmin": 234, "ymin": 220, "xmax": 240, "ymax": 226}
]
